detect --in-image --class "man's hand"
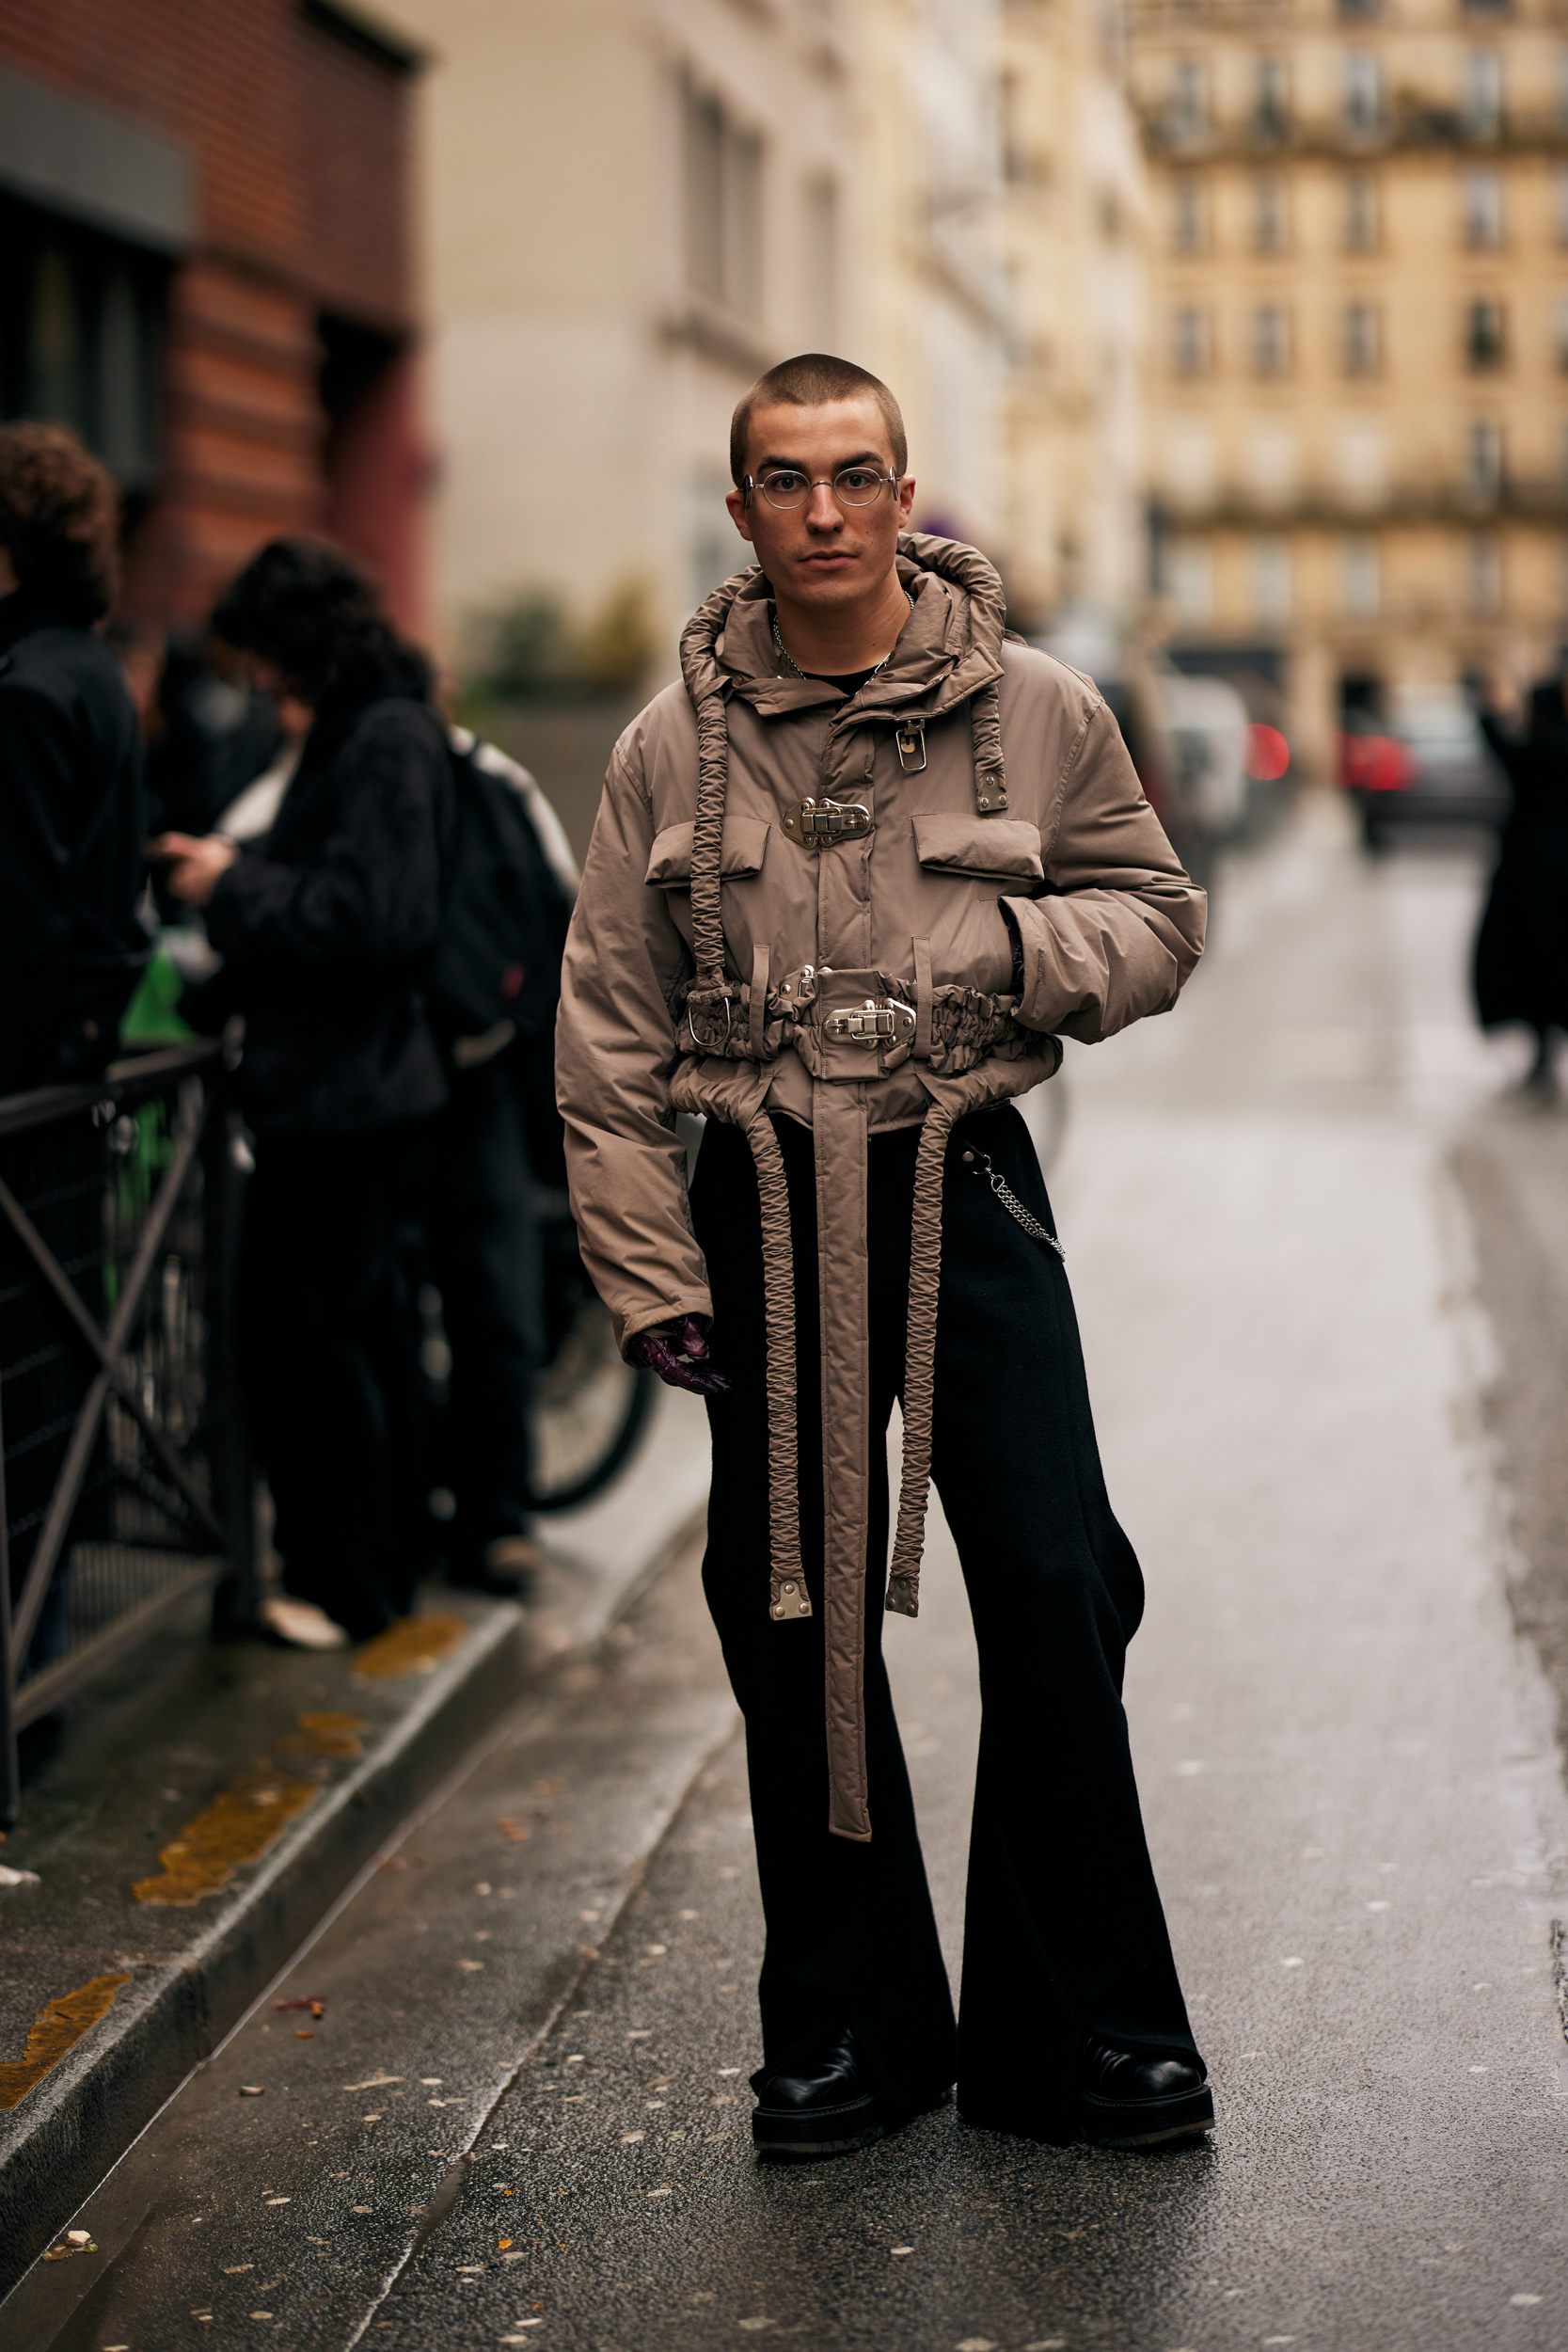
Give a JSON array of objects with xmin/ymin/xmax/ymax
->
[
  {"xmin": 631, "ymin": 1315, "xmax": 731, "ymax": 1396},
  {"xmin": 153, "ymin": 832, "xmax": 239, "ymax": 908}
]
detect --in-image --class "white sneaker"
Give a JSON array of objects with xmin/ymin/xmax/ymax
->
[{"xmin": 261, "ymin": 1595, "xmax": 351, "ymax": 1650}]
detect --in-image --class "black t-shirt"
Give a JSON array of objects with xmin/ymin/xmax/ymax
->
[{"xmin": 807, "ymin": 668, "xmax": 877, "ymax": 699}]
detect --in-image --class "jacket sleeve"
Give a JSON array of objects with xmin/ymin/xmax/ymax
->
[
  {"xmin": 205, "ymin": 707, "xmax": 447, "ymax": 970},
  {"xmin": 555, "ymin": 740, "xmax": 712, "ymax": 1355},
  {"xmin": 1002, "ymin": 699, "xmax": 1206, "ymax": 1041}
]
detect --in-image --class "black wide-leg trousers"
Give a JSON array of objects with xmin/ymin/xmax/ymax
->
[{"xmin": 691, "ymin": 1104, "xmax": 1200, "ymax": 2144}]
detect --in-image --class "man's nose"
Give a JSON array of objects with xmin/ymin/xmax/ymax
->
[{"xmin": 803, "ymin": 483, "xmax": 844, "ymax": 529}]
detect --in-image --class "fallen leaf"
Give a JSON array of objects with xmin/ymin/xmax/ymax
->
[
  {"xmin": 239, "ymin": 2085, "xmax": 264, "ymax": 2096},
  {"xmin": 223, "ymin": 2265, "xmax": 253, "ymax": 2274},
  {"xmin": 274, "ymin": 1996, "xmax": 325, "ymax": 2013},
  {"xmin": 343, "ymin": 2074, "xmax": 403, "ymax": 2090},
  {"xmin": 135, "ymin": 1772, "xmax": 317, "ymax": 1905},
  {"xmin": 499, "ymin": 1819, "xmax": 530, "ymax": 1843},
  {"xmin": 354, "ymin": 1613, "xmax": 466, "ymax": 1680},
  {"xmin": 499, "ymin": 2237, "xmax": 513, "ymax": 2249},
  {"xmin": 0, "ymin": 1975, "xmax": 132, "ymax": 2111},
  {"xmin": 295, "ymin": 2029, "xmax": 315, "ymax": 2039}
]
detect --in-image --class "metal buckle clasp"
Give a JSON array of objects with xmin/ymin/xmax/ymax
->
[
  {"xmin": 895, "ymin": 719, "xmax": 927, "ymax": 772},
  {"xmin": 783, "ymin": 796, "xmax": 873, "ymax": 850},
  {"xmin": 822, "ymin": 997, "xmax": 917, "ymax": 1049}
]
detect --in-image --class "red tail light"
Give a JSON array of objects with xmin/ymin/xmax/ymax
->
[{"xmin": 1245, "ymin": 723, "xmax": 1291, "ymax": 783}]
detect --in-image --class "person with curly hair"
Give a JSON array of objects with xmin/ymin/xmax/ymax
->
[
  {"xmin": 0, "ymin": 421, "xmax": 148, "ymax": 1093},
  {"xmin": 157, "ymin": 538, "xmax": 456, "ymax": 1645}
]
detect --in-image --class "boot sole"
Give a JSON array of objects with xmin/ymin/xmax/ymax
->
[
  {"xmin": 752, "ymin": 2084, "xmax": 949, "ymax": 2160},
  {"xmin": 752, "ymin": 2093, "xmax": 886, "ymax": 2158},
  {"xmin": 1080, "ymin": 2082, "xmax": 1215, "ymax": 2150}
]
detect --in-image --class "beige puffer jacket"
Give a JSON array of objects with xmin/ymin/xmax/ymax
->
[{"xmin": 557, "ymin": 536, "xmax": 1205, "ymax": 1840}]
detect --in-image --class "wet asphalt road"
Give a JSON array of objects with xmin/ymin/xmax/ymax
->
[{"xmin": 8, "ymin": 795, "xmax": 1568, "ymax": 2351}]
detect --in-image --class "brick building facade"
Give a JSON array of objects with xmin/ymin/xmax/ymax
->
[{"xmin": 0, "ymin": 0, "xmax": 426, "ymax": 634}]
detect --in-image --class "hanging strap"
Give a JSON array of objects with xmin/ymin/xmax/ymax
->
[
  {"xmin": 749, "ymin": 943, "xmax": 771, "ymax": 1059},
  {"xmin": 912, "ymin": 937, "xmax": 933, "ymax": 1063}
]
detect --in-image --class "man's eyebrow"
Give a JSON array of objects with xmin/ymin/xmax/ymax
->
[{"xmin": 753, "ymin": 450, "xmax": 885, "ymax": 473}]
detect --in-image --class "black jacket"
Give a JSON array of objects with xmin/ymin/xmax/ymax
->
[
  {"xmin": 1474, "ymin": 690, "xmax": 1568, "ymax": 1031},
  {"xmin": 202, "ymin": 680, "xmax": 455, "ymax": 1136},
  {"xmin": 0, "ymin": 590, "xmax": 148, "ymax": 1096}
]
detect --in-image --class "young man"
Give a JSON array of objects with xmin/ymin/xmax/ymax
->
[{"xmin": 556, "ymin": 355, "xmax": 1211, "ymax": 2155}]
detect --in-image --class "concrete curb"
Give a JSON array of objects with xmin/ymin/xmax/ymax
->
[{"xmin": 0, "ymin": 1600, "xmax": 526, "ymax": 2292}]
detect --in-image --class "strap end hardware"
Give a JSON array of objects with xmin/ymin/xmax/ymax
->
[{"xmin": 895, "ymin": 719, "xmax": 927, "ymax": 773}]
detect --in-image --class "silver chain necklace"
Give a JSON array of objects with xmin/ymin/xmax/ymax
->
[{"xmin": 772, "ymin": 592, "xmax": 913, "ymax": 683}]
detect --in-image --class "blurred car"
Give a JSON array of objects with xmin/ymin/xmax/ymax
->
[
  {"xmin": 1033, "ymin": 614, "xmax": 1271, "ymax": 891},
  {"xmin": 1338, "ymin": 691, "xmax": 1508, "ymax": 850}
]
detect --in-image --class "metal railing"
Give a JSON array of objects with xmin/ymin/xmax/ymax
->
[{"xmin": 0, "ymin": 1042, "xmax": 254, "ymax": 1821}]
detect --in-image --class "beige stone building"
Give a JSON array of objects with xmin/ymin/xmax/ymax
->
[
  {"xmin": 380, "ymin": 0, "xmax": 863, "ymax": 668},
  {"xmin": 1130, "ymin": 0, "xmax": 1568, "ymax": 771},
  {"xmin": 380, "ymin": 0, "xmax": 1150, "ymax": 685},
  {"xmin": 998, "ymin": 0, "xmax": 1150, "ymax": 631},
  {"xmin": 856, "ymin": 0, "xmax": 1011, "ymax": 555}
]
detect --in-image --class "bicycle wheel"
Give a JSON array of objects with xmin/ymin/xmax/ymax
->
[{"xmin": 529, "ymin": 1288, "xmax": 657, "ymax": 1514}]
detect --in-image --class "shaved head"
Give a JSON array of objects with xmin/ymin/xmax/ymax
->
[{"xmin": 730, "ymin": 354, "xmax": 907, "ymax": 486}]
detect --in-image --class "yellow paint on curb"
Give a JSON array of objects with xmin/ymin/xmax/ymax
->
[
  {"xmin": 277, "ymin": 1710, "xmax": 367, "ymax": 1758},
  {"xmin": 352, "ymin": 1613, "xmax": 467, "ymax": 1680},
  {"xmin": 133, "ymin": 1770, "xmax": 317, "ymax": 1905},
  {"xmin": 0, "ymin": 1973, "xmax": 133, "ymax": 2110}
]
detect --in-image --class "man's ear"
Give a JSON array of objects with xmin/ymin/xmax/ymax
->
[
  {"xmin": 725, "ymin": 487, "xmax": 755, "ymax": 545},
  {"xmin": 896, "ymin": 476, "xmax": 917, "ymax": 526}
]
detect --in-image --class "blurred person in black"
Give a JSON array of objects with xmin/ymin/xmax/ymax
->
[
  {"xmin": 1474, "ymin": 672, "xmax": 1568, "ymax": 1095},
  {"xmin": 156, "ymin": 539, "xmax": 454, "ymax": 1645},
  {"xmin": 0, "ymin": 422, "xmax": 149, "ymax": 1712},
  {"xmin": 147, "ymin": 628, "xmax": 283, "ymax": 840},
  {"xmin": 427, "ymin": 728, "xmax": 577, "ymax": 1597},
  {"xmin": 0, "ymin": 421, "xmax": 148, "ymax": 1096}
]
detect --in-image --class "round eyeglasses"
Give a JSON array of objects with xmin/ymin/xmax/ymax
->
[{"xmin": 745, "ymin": 465, "xmax": 899, "ymax": 512}]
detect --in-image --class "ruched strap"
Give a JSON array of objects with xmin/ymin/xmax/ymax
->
[
  {"xmin": 745, "ymin": 1109, "xmax": 808, "ymax": 1623},
  {"xmin": 884, "ymin": 1100, "xmax": 956, "ymax": 1618}
]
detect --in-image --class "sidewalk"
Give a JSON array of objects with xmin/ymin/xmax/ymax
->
[{"xmin": 0, "ymin": 1385, "xmax": 709, "ymax": 2294}]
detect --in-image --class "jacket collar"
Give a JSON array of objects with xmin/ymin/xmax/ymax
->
[
  {"xmin": 0, "ymin": 588, "xmax": 73, "ymax": 656},
  {"xmin": 689, "ymin": 532, "xmax": 1008, "ymax": 727}
]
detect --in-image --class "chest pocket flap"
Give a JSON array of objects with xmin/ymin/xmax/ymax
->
[
  {"xmin": 645, "ymin": 816, "xmax": 770, "ymax": 888},
  {"xmin": 911, "ymin": 813, "xmax": 1043, "ymax": 882}
]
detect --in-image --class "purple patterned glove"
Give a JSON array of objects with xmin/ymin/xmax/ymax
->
[{"xmin": 631, "ymin": 1315, "xmax": 731, "ymax": 1396}]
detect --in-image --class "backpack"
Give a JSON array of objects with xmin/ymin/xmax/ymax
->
[{"xmin": 426, "ymin": 737, "xmax": 575, "ymax": 1059}]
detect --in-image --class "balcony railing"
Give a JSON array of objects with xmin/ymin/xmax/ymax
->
[{"xmin": 1149, "ymin": 477, "xmax": 1568, "ymax": 529}]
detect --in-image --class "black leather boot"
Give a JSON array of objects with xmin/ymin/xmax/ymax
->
[
  {"xmin": 1078, "ymin": 2035, "xmax": 1214, "ymax": 2149},
  {"xmin": 751, "ymin": 2028, "xmax": 887, "ymax": 2158}
]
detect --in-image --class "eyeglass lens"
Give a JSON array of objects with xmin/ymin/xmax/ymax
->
[{"xmin": 755, "ymin": 467, "xmax": 892, "ymax": 511}]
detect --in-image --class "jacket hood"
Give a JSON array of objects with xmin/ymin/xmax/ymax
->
[
  {"xmin": 678, "ymin": 534, "xmax": 1013, "ymax": 994},
  {"xmin": 681, "ymin": 532, "xmax": 1009, "ymax": 725}
]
